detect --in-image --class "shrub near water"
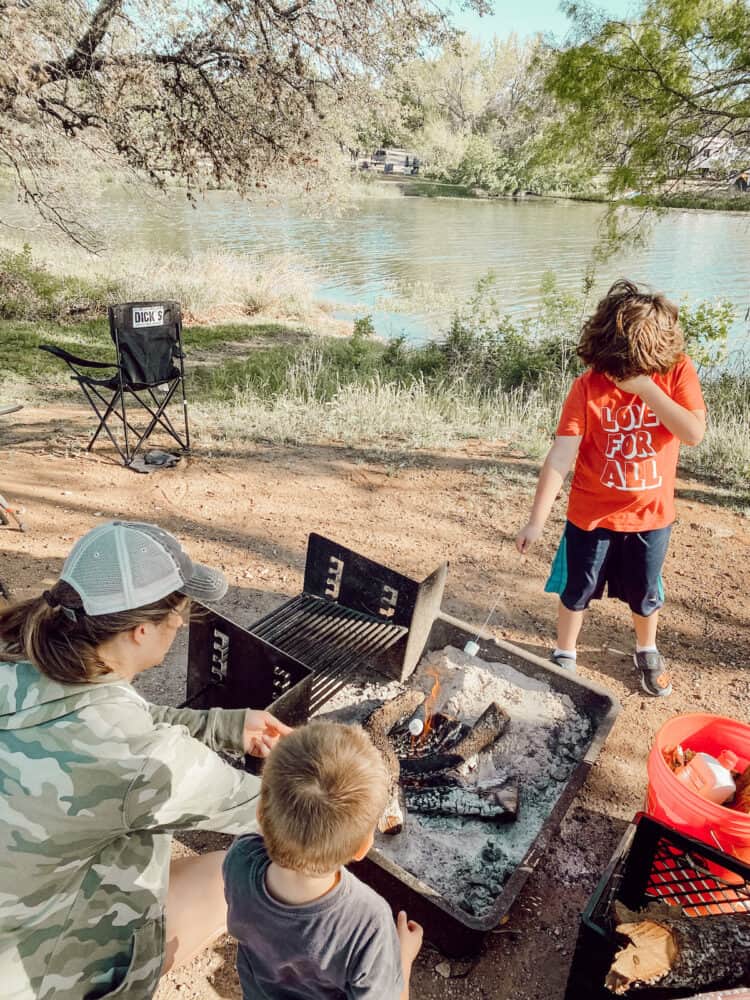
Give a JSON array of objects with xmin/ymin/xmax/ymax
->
[
  {"xmin": 192, "ymin": 275, "xmax": 750, "ymax": 491},
  {"xmin": 0, "ymin": 245, "xmax": 119, "ymax": 320},
  {"xmin": 0, "ymin": 242, "xmax": 317, "ymax": 324}
]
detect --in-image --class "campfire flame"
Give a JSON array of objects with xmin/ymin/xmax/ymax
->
[{"xmin": 417, "ymin": 668, "xmax": 442, "ymax": 746}]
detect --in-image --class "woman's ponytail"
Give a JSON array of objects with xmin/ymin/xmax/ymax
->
[{"xmin": 0, "ymin": 582, "xmax": 185, "ymax": 684}]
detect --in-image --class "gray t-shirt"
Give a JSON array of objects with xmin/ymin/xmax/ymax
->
[{"xmin": 223, "ymin": 834, "xmax": 404, "ymax": 1000}]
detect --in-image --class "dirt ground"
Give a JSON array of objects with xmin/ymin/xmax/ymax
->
[{"xmin": 2, "ymin": 404, "xmax": 749, "ymax": 1000}]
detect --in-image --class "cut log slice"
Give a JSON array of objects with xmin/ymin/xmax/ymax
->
[
  {"xmin": 605, "ymin": 920, "xmax": 677, "ymax": 995},
  {"xmin": 606, "ymin": 901, "xmax": 750, "ymax": 994}
]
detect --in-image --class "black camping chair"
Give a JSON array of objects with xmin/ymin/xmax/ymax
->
[{"xmin": 39, "ymin": 301, "xmax": 190, "ymax": 467}]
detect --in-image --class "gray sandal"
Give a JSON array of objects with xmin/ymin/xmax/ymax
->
[{"xmin": 634, "ymin": 650, "xmax": 672, "ymax": 697}]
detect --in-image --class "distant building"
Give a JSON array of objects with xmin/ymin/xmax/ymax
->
[
  {"xmin": 690, "ymin": 136, "xmax": 746, "ymax": 177},
  {"xmin": 361, "ymin": 147, "xmax": 420, "ymax": 175}
]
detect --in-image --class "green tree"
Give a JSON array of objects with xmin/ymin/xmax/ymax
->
[
  {"xmin": 386, "ymin": 34, "xmax": 585, "ymax": 193},
  {"xmin": 545, "ymin": 0, "xmax": 750, "ymax": 197},
  {"xmin": 0, "ymin": 0, "xmax": 485, "ymax": 246}
]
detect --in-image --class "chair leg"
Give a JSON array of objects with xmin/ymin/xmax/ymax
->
[
  {"xmin": 180, "ymin": 376, "xmax": 191, "ymax": 453},
  {"xmin": 126, "ymin": 384, "xmax": 188, "ymax": 459},
  {"xmin": 86, "ymin": 389, "xmax": 120, "ymax": 451},
  {"xmin": 144, "ymin": 385, "xmax": 183, "ymax": 443},
  {"xmin": 120, "ymin": 386, "xmax": 131, "ymax": 464},
  {"xmin": 80, "ymin": 385, "xmax": 130, "ymax": 464},
  {"xmin": 78, "ymin": 379, "xmax": 190, "ymax": 468}
]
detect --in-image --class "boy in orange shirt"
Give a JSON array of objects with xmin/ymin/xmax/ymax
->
[{"xmin": 516, "ymin": 279, "xmax": 706, "ymax": 696}]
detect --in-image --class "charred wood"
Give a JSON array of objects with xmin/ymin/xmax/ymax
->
[
  {"xmin": 451, "ymin": 703, "xmax": 510, "ymax": 759},
  {"xmin": 404, "ymin": 777, "xmax": 518, "ymax": 821},
  {"xmin": 364, "ymin": 689, "xmax": 424, "ymax": 836},
  {"xmin": 365, "ymin": 689, "xmax": 425, "ymax": 740},
  {"xmin": 400, "ymin": 702, "xmax": 509, "ymax": 776}
]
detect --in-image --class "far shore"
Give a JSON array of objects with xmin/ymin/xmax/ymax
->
[{"xmin": 370, "ymin": 173, "xmax": 750, "ymax": 214}]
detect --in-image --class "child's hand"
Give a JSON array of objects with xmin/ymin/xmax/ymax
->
[
  {"xmin": 243, "ymin": 710, "xmax": 292, "ymax": 757},
  {"xmin": 609, "ymin": 373, "xmax": 653, "ymax": 394},
  {"xmin": 397, "ymin": 910, "xmax": 423, "ymax": 964},
  {"xmin": 515, "ymin": 522, "xmax": 542, "ymax": 554}
]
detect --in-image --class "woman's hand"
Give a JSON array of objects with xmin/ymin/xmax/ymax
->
[{"xmin": 243, "ymin": 710, "xmax": 292, "ymax": 757}]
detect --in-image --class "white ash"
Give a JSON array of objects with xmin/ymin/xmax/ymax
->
[
  {"xmin": 316, "ymin": 645, "xmax": 592, "ymax": 917},
  {"xmin": 316, "ymin": 673, "xmax": 404, "ymax": 723}
]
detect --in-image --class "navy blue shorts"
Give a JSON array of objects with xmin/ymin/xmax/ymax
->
[{"xmin": 545, "ymin": 521, "xmax": 672, "ymax": 616}]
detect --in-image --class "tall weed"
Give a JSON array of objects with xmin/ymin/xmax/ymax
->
[{"xmin": 0, "ymin": 242, "xmax": 317, "ymax": 324}]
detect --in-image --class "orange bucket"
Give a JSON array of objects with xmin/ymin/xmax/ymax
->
[{"xmin": 647, "ymin": 713, "xmax": 750, "ymax": 877}]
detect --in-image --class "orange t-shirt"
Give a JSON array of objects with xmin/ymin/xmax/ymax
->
[{"xmin": 557, "ymin": 357, "xmax": 705, "ymax": 532}]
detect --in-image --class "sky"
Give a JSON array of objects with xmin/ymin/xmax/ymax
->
[{"xmin": 450, "ymin": 0, "xmax": 637, "ymax": 41}]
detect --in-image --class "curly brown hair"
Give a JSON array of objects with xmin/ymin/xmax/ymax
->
[{"xmin": 577, "ymin": 279, "xmax": 685, "ymax": 379}]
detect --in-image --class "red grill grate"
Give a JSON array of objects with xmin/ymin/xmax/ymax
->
[{"xmin": 645, "ymin": 838, "xmax": 750, "ymax": 917}]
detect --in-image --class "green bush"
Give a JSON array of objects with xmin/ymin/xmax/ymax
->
[{"xmin": 0, "ymin": 245, "xmax": 121, "ymax": 321}]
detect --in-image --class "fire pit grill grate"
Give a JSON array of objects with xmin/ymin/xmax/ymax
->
[
  {"xmin": 250, "ymin": 594, "xmax": 408, "ymax": 714},
  {"xmin": 246, "ymin": 533, "xmax": 448, "ymax": 703}
]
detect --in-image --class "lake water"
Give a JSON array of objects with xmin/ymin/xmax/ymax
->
[{"xmin": 3, "ymin": 185, "xmax": 749, "ymax": 348}]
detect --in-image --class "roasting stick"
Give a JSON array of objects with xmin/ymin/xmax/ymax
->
[{"xmin": 464, "ymin": 595, "xmax": 504, "ymax": 657}]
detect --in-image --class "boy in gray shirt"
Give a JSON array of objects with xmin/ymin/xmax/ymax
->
[{"xmin": 223, "ymin": 720, "xmax": 423, "ymax": 1000}]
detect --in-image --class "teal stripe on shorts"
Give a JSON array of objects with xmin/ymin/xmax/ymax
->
[{"xmin": 544, "ymin": 534, "xmax": 568, "ymax": 595}]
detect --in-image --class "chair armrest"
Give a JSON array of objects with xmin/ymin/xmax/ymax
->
[{"xmin": 38, "ymin": 344, "xmax": 118, "ymax": 369}]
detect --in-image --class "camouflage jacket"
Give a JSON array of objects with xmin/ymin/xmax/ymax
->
[{"xmin": 0, "ymin": 659, "xmax": 261, "ymax": 1000}]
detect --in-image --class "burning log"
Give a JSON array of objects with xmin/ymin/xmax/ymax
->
[
  {"xmin": 400, "ymin": 702, "xmax": 510, "ymax": 776},
  {"xmin": 365, "ymin": 689, "xmax": 513, "ymax": 831},
  {"xmin": 403, "ymin": 777, "xmax": 518, "ymax": 821},
  {"xmin": 364, "ymin": 689, "xmax": 425, "ymax": 836},
  {"xmin": 366, "ymin": 689, "xmax": 426, "ymax": 739},
  {"xmin": 606, "ymin": 900, "xmax": 750, "ymax": 995}
]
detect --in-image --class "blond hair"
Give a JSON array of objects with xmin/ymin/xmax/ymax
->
[
  {"xmin": 577, "ymin": 278, "xmax": 685, "ymax": 379},
  {"xmin": 259, "ymin": 721, "xmax": 389, "ymax": 875}
]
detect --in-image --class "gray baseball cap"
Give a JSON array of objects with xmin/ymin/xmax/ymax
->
[{"xmin": 59, "ymin": 521, "xmax": 228, "ymax": 615}]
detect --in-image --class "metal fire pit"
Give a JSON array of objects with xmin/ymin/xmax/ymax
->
[
  {"xmin": 181, "ymin": 534, "xmax": 619, "ymax": 956},
  {"xmin": 348, "ymin": 612, "xmax": 620, "ymax": 957}
]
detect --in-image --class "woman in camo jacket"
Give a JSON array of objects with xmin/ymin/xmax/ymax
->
[{"xmin": 0, "ymin": 521, "xmax": 290, "ymax": 1000}]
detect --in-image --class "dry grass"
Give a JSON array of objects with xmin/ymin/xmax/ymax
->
[
  {"xmin": 0, "ymin": 237, "xmax": 337, "ymax": 329},
  {"xmin": 192, "ymin": 368, "xmax": 561, "ymax": 454}
]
